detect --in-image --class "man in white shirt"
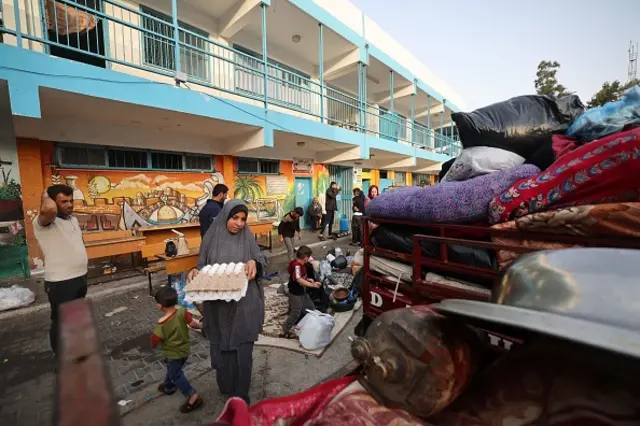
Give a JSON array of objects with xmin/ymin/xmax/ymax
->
[{"xmin": 34, "ymin": 185, "xmax": 88, "ymax": 356}]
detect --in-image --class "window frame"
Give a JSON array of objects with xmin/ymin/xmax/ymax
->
[
  {"xmin": 237, "ymin": 157, "xmax": 280, "ymax": 175},
  {"xmin": 139, "ymin": 5, "xmax": 210, "ymax": 83},
  {"xmin": 55, "ymin": 144, "xmax": 214, "ymax": 172}
]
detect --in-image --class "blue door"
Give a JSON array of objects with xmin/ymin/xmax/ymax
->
[
  {"xmin": 379, "ymin": 178, "xmax": 393, "ymax": 193},
  {"xmin": 362, "ymin": 179, "xmax": 370, "ymax": 195},
  {"xmin": 294, "ymin": 177, "xmax": 313, "ymax": 229}
]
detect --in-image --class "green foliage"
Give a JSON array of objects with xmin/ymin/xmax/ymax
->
[
  {"xmin": 12, "ymin": 230, "xmax": 26, "ymax": 246},
  {"xmin": 0, "ymin": 178, "xmax": 22, "ymax": 201},
  {"xmin": 233, "ymin": 175, "xmax": 264, "ymax": 202},
  {"xmin": 314, "ymin": 173, "xmax": 329, "ymax": 198},
  {"xmin": 587, "ymin": 79, "xmax": 640, "ymax": 108},
  {"xmin": 534, "ymin": 60, "xmax": 571, "ymax": 98},
  {"xmin": 281, "ymin": 190, "xmax": 295, "ymax": 219}
]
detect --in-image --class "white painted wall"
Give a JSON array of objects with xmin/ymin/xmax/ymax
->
[{"xmin": 312, "ymin": 0, "xmax": 467, "ymax": 111}]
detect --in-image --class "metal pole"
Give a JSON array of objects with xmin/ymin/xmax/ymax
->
[
  {"xmin": 171, "ymin": 0, "xmax": 180, "ymax": 80},
  {"xmin": 261, "ymin": 4, "xmax": 269, "ymax": 108},
  {"xmin": 426, "ymin": 95, "xmax": 431, "ymax": 148},
  {"xmin": 12, "ymin": 0, "xmax": 22, "ymax": 48},
  {"xmin": 357, "ymin": 61, "xmax": 363, "ymax": 131},
  {"xmin": 410, "ymin": 81, "xmax": 415, "ymax": 144},
  {"xmin": 319, "ymin": 23, "xmax": 324, "ymax": 123},
  {"xmin": 362, "ymin": 64, "xmax": 367, "ymax": 133}
]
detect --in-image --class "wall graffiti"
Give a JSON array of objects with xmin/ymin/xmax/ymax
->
[{"xmin": 48, "ymin": 168, "xmax": 224, "ymax": 233}]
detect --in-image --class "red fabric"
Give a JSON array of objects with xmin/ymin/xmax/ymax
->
[
  {"xmin": 214, "ymin": 376, "xmax": 357, "ymax": 426},
  {"xmin": 489, "ymin": 128, "xmax": 640, "ymax": 224},
  {"xmin": 184, "ymin": 311, "xmax": 193, "ymax": 324},
  {"xmin": 552, "ymin": 134, "xmax": 579, "ymax": 160},
  {"xmin": 287, "ymin": 259, "xmax": 306, "ymax": 281},
  {"xmin": 150, "ymin": 334, "xmax": 162, "ymax": 348}
]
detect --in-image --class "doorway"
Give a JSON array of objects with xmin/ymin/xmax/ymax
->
[
  {"xmin": 362, "ymin": 179, "xmax": 370, "ymax": 196},
  {"xmin": 294, "ymin": 177, "xmax": 313, "ymax": 229}
]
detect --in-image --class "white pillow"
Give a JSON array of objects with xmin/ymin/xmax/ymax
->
[{"xmin": 442, "ymin": 147, "xmax": 525, "ymax": 182}]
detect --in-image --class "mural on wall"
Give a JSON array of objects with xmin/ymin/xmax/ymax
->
[
  {"xmin": 48, "ymin": 168, "xmax": 224, "ymax": 233},
  {"xmin": 0, "ymin": 155, "xmax": 28, "ymax": 278},
  {"xmin": 231, "ymin": 161, "xmax": 295, "ymax": 222},
  {"xmin": 313, "ymin": 164, "xmax": 330, "ymax": 209}
]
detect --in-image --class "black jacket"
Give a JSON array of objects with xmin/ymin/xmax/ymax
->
[
  {"xmin": 198, "ymin": 199, "xmax": 224, "ymax": 236},
  {"xmin": 325, "ymin": 187, "xmax": 340, "ymax": 212},
  {"xmin": 307, "ymin": 203, "xmax": 322, "ymax": 217},
  {"xmin": 278, "ymin": 212, "xmax": 300, "ymax": 238},
  {"xmin": 353, "ymin": 194, "xmax": 365, "ymax": 214}
]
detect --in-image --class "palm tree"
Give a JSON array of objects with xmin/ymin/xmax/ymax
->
[{"xmin": 233, "ymin": 175, "xmax": 264, "ymax": 202}]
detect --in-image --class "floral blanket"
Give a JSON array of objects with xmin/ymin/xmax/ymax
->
[
  {"xmin": 491, "ymin": 202, "xmax": 640, "ymax": 267},
  {"xmin": 489, "ymin": 127, "xmax": 640, "ymax": 224}
]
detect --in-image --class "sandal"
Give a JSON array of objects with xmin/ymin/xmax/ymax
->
[
  {"xmin": 278, "ymin": 331, "xmax": 297, "ymax": 339},
  {"xmin": 179, "ymin": 395, "xmax": 203, "ymax": 413},
  {"xmin": 158, "ymin": 383, "xmax": 176, "ymax": 395}
]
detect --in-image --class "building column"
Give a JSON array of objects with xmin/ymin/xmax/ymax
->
[
  {"xmin": 426, "ymin": 95, "xmax": 431, "ymax": 148},
  {"xmin": 171, "ymin": 0, "xmax": 180, "ymax": 81},
  {"xmin": 410, "ymin": 80, "xmax": 416, "ymax": 144},
  {"xmin": 362, "ymin": 63, "xmax": 368, "ymax": 132},
  {"xmin": 318, "ymin": 23, "xmax": 324, "ymax": 123},
  {"xmin": 389, "ymin": 70, "xmax": 394, "ymax": 113},
  {"xmin": 12, "ymin": 0, "xmax": 23, "ymax": 47},
  {"xmin": 357, "ymin": 61, "xmax": 363, "ymax": 131},
  {"xmin": 261, "ymin": 3, "xmax": 269, "ymax": 108}
]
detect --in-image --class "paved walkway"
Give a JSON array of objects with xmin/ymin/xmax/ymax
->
[{"xmin": 0, "ymin": 236, "xmax": 355, "ymax": 426}]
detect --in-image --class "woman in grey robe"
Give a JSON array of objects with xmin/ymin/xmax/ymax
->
[{"xmin": 187, "ymin": 199, "xmax": 266, "ymax": 404}]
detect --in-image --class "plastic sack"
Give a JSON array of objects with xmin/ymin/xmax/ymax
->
[
  {"xmin": 452, "ymin": 94, "xmax": 585, "ymax": 159},
  {"xmin": 0, "ymin": 285, "xmax": 35, "ymax": 312},
  {"xmin": 296, "ymin": 309, "xmax": 335, "ymax": 350},
  {"xmin": 567, "ymin": 86, "xmax": 640, "ymax": 142},
  {"xmin": 172, "ymin": 273, "xmax": 196, "ymax": 310},
  {"xmin": 439, "ymin": 158, "xmax": 456, "ymax": 181},
  {"xmin": 442, "ymin": 147, "xmax": 525, "ymax": 182}
]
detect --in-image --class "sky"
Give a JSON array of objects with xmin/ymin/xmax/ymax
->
[{"xmin": 350, "ymin": 0, "xmax": 640, "ymax": 110}]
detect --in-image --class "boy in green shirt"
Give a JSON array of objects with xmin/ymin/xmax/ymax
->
[{"xmin": 151, "ymin": 287, "xmax": 203, "ymax": 413}]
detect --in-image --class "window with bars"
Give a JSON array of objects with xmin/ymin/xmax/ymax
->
[
  {"xmin": 379, "ymin": 170, "xmax": 388, "ymax": 179},
  {"xmin": 58, "ymin": 145, "xmax": 107, "ymax": 167},
  {"xmin": 393, "ymin": 171, "xmax": 406, "ymax": 185},
  {"xmin": 237, "ymin": 158, "xmax": 280, "ymax": 175},
  {"xmin": 234, "ymin": 45, "xmax": 311, "ymax": 111},
  {"xmin": 140, "ymin": 6, "xmax": 209, "ymax": 81},
  {"xmin": 56, "ymin": 145, "xmax": 214, "ymax": 171}
]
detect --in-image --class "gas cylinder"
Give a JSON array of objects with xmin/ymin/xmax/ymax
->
[
  {"xmin": 350, "ymin": 306, "xmax": 480, "ymax": 418},
  {"xmin": 339, "ymin": 214, "xmax": 349, "ymax": 233}
]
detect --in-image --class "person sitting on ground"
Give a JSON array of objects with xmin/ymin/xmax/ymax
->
[
  {"xmin": 280, "ymin": 245, "xmax": 321, "ymax": 339},
  {"xmin": 307, "ymin": 197, "xmax": 323, "ymax": 231},
  {"xmin": 151, "ymin": 286, "xmax": 203, "ymax": 413},
  {"xmin": 198, "ymin": 184, "xmax": 229, "ymax": 237},
  {"xmin": 351, "ymin": 188, "xmax": 366, "ymax": 246},
  {"xmin": 278, "ymin": 207, "xmax": 304, "ymax": 261}
]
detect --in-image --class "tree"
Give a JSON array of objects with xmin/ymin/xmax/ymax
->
[
  {"xmin": 233, "ymin": 175, "xmax": 263, "ymax": 202},
  {"xmin": 587, "ymin": 79, "xmax": 640, "ymax": 108},
  {"xmin": 534, "ymin": 60, "xmax": 570, "ymax": 98}
]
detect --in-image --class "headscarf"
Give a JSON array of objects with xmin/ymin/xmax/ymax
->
[
  {"xmin": 197, "ymin": 199, "xmax": 265, "ymax": 269},
  {"xmin": 368, "ymin": 185, "xmax": 379, "ymax": 200}
]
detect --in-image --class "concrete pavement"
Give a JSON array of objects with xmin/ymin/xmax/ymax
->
[{"xmin": 0, "ymin": 236, "xmax": 356, "ymax": 426}]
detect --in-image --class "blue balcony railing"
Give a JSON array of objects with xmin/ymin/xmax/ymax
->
[{"xmin": 0, "ymin": 0, "xmax": 462, "ymax": 156}]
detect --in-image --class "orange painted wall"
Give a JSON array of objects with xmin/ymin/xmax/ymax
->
[{"xmin": 17, "ymin": 139, "xmax": 46, "ymax": 268}]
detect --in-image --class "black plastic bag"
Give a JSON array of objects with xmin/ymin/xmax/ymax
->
[
  {"xmin": 331, "ymin": 255, "xmax": 348, "ymax": 270},
  {"xmin": 452, "ymin": 94, "xmax": 585, "ymax": 159},
  {"xmin": 439, "ymin": 158, "xmax": 456, "ymax": 181},
  {"xmin": 164, "ymin": 240, "xmax": 177, "ymax": 257}
]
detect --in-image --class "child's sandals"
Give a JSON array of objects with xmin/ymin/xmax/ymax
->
[
  {"xmin": 158, "ymin": 383, "xmax": 176, "ymax": 395},
  {"xmin": 180, "ymin": 395, "xmax": 203, "ymax": 413}
]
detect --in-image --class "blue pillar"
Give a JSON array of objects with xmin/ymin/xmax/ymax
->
[
  {"xmin": 261, "ymin": 4, "xmax": 269, "ymax": 108},
  {"xmin": 410, "ymin": 81, "xmax": 415, "ymax": 144},
  {"xmin": 426, "ymin": 95, "xmax": 431, "ymax": 148},
  {"xmin": 362, "ymin": 64, "xmax": 368, "ymax": 133},
  {"xmin": 13, "ymin": 0, "xmax": 23, "ymax": 48},
  {"xmin": 440, "ymin": 99, "xmax": 446, "ymax": 153},
  {"xmin": 319, "ymin": 23, "xmax": 324, "ymax": 123},
  {"xmin": 358, "ymin": 61, "xmax": 363, "ymax": 131},
  {"xmin": 389, "ymin": 70, "xmax": 394, "ymax": 113},
  {"xmin": 171, "ymin": 0, "xmax": 180, "ymax": 80}
]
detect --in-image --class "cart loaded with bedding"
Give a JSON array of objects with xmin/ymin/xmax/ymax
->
[{"xmin": 211, "ymin": 89, "xmax": 640, "ymax": 425}]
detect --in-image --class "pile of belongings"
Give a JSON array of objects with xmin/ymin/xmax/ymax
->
[{"xmin": 366, "ymin": 85, "xmax": 640, "ymax": 281}]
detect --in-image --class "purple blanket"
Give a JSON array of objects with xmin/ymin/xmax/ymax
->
[{"xmin": 368, "ymin": 164, "xmax": 540, "ymax": 223}]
